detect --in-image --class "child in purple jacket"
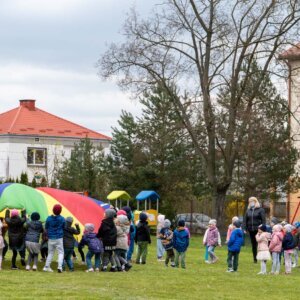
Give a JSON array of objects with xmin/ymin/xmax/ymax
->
[{"xmin": 203, "ymin": 219, "xmax": 221, "ymax": 264}]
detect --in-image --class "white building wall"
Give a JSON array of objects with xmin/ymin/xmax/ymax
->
[
  {"xmin": 0, "ymin": 135, "xmax": 110, "ymax": 183},
  {"xmin": 290, "ymin": 60, "xmax": 300, "ymax": 172}
]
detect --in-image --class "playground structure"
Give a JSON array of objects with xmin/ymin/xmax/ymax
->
[
  {"xmin": 134, "ymin": 190, "xmax": 160, "ymax": 226},
  {"xmin": 107, "ymin": 190, "xmax": 131, "ymax": 209}
]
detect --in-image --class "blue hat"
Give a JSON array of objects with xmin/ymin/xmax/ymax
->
[
  {"xmin": 139, "ymin": 212, "xmax": 148, "ymax": 222},
  {"xmin": 294, "ymin": 222, "xmax": 300, "ymax": 229},
  {"xmin": 259, "ymin": 224, "xmax": 267, "ymax": 232}
]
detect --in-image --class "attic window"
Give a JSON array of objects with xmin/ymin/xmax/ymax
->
[{"xmin": 27, "ymin": 147, "xmax": 47, "ymax": 166}]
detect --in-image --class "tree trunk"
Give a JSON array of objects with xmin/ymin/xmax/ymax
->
[{"xmin": 212, "ymin": 187, "xmax": 228, "ymax": 232}]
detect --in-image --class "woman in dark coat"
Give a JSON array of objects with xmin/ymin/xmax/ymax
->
[{"xmin": 243, "ymin": 197, "xmax": 266, "ymax": 263}]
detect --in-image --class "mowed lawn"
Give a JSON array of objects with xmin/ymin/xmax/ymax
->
[{"xmin": 0, "ymin": 236, "xmax": 299, "ymax": 300}]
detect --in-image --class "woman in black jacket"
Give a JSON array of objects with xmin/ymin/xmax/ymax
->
[{"xmin": 244, "ymin": 197, "xmax": 266, "ymax": 263}]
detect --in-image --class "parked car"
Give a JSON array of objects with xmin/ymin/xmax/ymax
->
[{"xmin": 175, "ymin": 213, "xmax": 211, "ymax": 233}]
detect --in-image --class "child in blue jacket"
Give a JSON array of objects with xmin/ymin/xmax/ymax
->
[
  {"xmin": 227, "ymin": 220, "xmax": 244, "ymax": 272},
  {"xmin": 173, "ymin": 220, "xmax": 189, "ymax": 268}
]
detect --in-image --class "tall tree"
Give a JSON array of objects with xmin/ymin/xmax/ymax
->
[
  {"xmin": 55, "ymin": 138, "xmax": 110, "ymax": 199},
  {"xmin": 99, "ymin": 0, "xmax": 300, "ymax": 227}
]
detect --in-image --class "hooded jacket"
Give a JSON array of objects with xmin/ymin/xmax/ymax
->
[
  {"xmin": 269, "ymin": 231, "xmax": 283, "ymax": 253},
  {"xmin": 5, "ymin": 209, "xmax": 26, "ymax": 248},
  {"xmin": 45, "ymin": 215, "xmax": 65, "ymax": 240},
  {"xmin": 173, "ymin": 227, "xmax": 189, "ymax": 252},
  {"xmin": 116, "ymin": 224, "xmax": 129, "ymax": 250},
  {"xmin": 97, "ymin": 217, "xmax": 117, "ymax": 248},
  {"xmin": 256, "ymin": 232, "xmax": 271, "ymax": 251},
  {"xmin": 227, "ymin": 228, "xmax": 244, "ymax": 253},
  {"xmin": 79, "ymin": 232, "xmax": 104, "ymax": 254},
  {"xmin": 135, "ymin": 220, "xmax": 151, "ymax": 243},
  {"xmin": 63, "ymin": 221, "xmax": 80, "ymax": 249},
  {"xmin": 25, "ymin": 220, "xmax": 43, "ymax": 243},
  {"xmin": 205, "ymin": 227, "xmax": 219, "ymax": 247},
  {"xmin": 282, "ymin": 232, "xmax": 295, "ymax": 251},
  {"xmin": 244, "ymin": 207, "xmax": 266, "ymax": 231}
]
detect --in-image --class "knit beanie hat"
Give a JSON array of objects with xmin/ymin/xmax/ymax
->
[
  {"xmin": 164, "ymin": 219, "xmax": 171, "ymax": 228},
  {"xmin": 258, "ymin": 224, "xmax": 267, "ymax": 232},
  {"xmin": 53, "ymin": 204, "xmax": 62, "ymax": 216},
  {"xmin": 284, "ymin": 224, "xmax": 293, "ymax": 232},
  {"xmin": 117, "ymin": 214, "xmax": 128, "ymax": 225},
  {"xmin": 31, "ymin": 212, "xmax": 40, "ymax": 221},
  {"xmin": 139, "ymin": 212, "xmax": 148, "ymax": 222},
  {"xmin": 178, "ymin": 220, "xmax": 185, "ymax": 227},
  {"xmin": 233, "ymin": 220, "xmax": 241, "ymax": 228},
  {"xmin": 121, "ymin": 206, "xmax": 132, "ymax": 221},
  {"xmin": 11, "ymin": 209, "xmax": 19, "ymax": 218},
  {"xmin": 105, "ymin": 208, "xmax": 116, "ymax": 219},
  {"xmin": 294, "ymin": 221, "xmax": 300, "ymax": 229},
  {"xmin": 209, "ymin": 219, "xmax": 217, "ymax": 225},
  {"xmin": 157, "ymin": 214, "xmax": 165, "ymax": 224},
  {"xmin": 273, "ymin": 224, "xmax": 283, "ymax": 232},
  {"xmin": 117, "ymin": 210, "xmax": 127, "ymax": 217},
  {"xmin": 66, "ymin": 216, "xmax": 73, "ymax": 223},
  {"xmin": 271, "ymin": 217, "xmax": 279, "ymax": 225},
  {"xmin": 85, "ymin": 223, "xmax": 95, "ymax": 233}
]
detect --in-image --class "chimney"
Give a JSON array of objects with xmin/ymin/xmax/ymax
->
[{"xmin": 19, "ymin": 99, "xmax": 36, "ymax": 110}]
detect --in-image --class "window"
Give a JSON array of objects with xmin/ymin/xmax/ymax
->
[{"xmin": 27, "ymin": 148, "xmax": 47, "ymax": 166}]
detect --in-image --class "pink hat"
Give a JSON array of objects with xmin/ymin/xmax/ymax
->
[
  {"xmin": 117, "ymin": 210, "xmax": 127, "ymax": 216},
  {"xmin": 11, "ymin": 209, "xmax": 19, "ymax": 217}
]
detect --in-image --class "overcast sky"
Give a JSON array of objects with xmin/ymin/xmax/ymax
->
[{"xmin": 0, "ymin": 0, "xmax": 158, "ymax": 137}]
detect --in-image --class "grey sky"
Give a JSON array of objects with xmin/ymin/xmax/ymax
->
[{"xmin": 0, "ymin": 0, "xmax": 157, "ymax": 136}]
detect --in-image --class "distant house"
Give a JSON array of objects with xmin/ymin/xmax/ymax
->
[{"xmin": 0, "ymin": 99, "xmax": 111, "ymax": 183}]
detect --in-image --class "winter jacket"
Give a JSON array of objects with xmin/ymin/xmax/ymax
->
[
  {"xmin": 116, "ymin": 224, "xmax": 129, "ymax": 250},
  {"xmin": 227, "ymin": 228, "xmax": 244, "ymax": 253},
  {"xmin": 25, "ymin": 220, "xmax": 43, "ymax": 243},
  {"xmin": 282, "ymin": 232, "xmax": 295, "ymax": 251},
  {"xmin": 79, "ymin": 232, "xmax": 104, "ymax": 254},
  {"xmin": 45, "ymin": 215, "xmax": 65, "ymax": 240},
  {"xmin": 160, "ymin": 227, "xmax": 173, "ymax": 250},
  {"xmin": 244, "ymin": 207, "xmax": 266, "ymax": 231},
  {"xmin": 294, "ymin": 232, "xmax": 300, "ymax": 250},
  {"xmin": 173, "ymin": 227, "xmax": 189, "ymax": 252},
  {"xmin": 63, "ymin": 222, "xmax": 80, "ymax": 249},
  {"xmin": 269, "ymin": 231, "xmax": 283, "ymax": 253},
  {"xmin": 256, "ymin": 232, "xmax": 271, "ymax": 251},
  {"xmin": 5, "ymin": 210, "xmax": 26, "ymax": 248},
  {"xmin": 205, "ymin": 227, "xmax": 220, "ymax": 247},
  {"xmin": 135, "ymin": 221, "xmax": 151, "ymax": 244},
  {"xmin": 97, "ymin": 218, "xmax": 117, "ymax": 248}
]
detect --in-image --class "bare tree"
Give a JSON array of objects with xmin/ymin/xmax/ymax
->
[{"xmin": 98, "ymin": 0, "xmax": 300, "ymax": 227}]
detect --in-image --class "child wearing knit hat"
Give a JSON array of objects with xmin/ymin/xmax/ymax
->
[
  {"xmin": 135, "ymin": 212, "xmax": 151, "ymax": 264},
  {"xmin": 25, "ymin": 212, "xmax": 44, "ymax": 271},
  {"xmin": 63, "ymin": 217, "xmax": 80, "ymax": 272},
  {"xmin": 256, "ymin": 224, "xmax": 271, "ymax": 274},
  {"xmin": 173, "ymin": 220, "xmax": 190, "ymax": 268},
  {"xmin": 5, "ymin": 209, "xmax": 27, "ymax": 270},
  {"xmin": 160, "ymin": 219, "xmax": 175, "ymax": 267},
  {"xmin": 282, "ymin": 224, "xmax": 296, "ymax": 274},
  {"xmin": 43, "ymin": 204, "xmax": 65, "ymax": 273},
  {"xmin": 203, "ymin": 219, "xmax": 221, "ymax": 264},
  {"xmin": 79, "ymin": 223, "xmax": 103, "ymax": 272},
  {"xmin": 269, "ymin": 224, "xmax": 283, "ymax": 275}
]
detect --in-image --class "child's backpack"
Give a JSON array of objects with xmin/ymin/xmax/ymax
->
[{"xmin": 89, "ymin": 237, "xmax": 104, "ymax": 254}]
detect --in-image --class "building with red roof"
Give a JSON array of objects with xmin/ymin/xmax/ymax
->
[{"xmin": 0, "ymin": 100, "xmax": 111, "ymax": 182}]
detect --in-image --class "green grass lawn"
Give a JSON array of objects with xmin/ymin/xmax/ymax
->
[{"xmin": 0, "ymin": 236, "xmax": 299, "ymax": 299}]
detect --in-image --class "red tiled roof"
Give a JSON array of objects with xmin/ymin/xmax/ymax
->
[
  {"xmin": 0, "ymin": 100, "xmax": 111, "ymax": 140},
  {"xmin": 279, "ymin": 43, "xmax": 300, "ymax": 60}
]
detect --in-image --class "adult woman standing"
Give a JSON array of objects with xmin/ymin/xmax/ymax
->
[{"xmin": 244, "ymin": 197, "xmax": 266, "ymax": 263}]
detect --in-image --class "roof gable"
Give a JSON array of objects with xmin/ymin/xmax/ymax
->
[{"xmin": 0, "ymin": 100, "xmax": 111, "ymax": 140}]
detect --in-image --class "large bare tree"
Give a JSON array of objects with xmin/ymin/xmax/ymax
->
[{"xmin": 99, "ymin": 0, "xmax": 300, "ymax": 227}]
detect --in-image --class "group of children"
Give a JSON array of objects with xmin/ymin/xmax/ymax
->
[
  {"xmin": 156, "ymin": 215, "xmax": 190, "ymax": 268},
  {"xmin": 201, "ymin": 216, "xmax": 300, "ymax": 275}
]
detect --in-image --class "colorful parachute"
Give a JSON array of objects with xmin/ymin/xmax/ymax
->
[{"xmin": 0, "ymin": 183, "xmax": 105, "ymax": 237}]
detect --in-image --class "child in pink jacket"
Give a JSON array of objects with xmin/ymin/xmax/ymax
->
[
  {"xmin": 269, "ymin": 224, "xmax": 283, "ymax": 275},
  {"xmin": 203, "ymin": 219, "xmax": 221, "ymax": 264},
  {"xmin": 256, "ymin": 224, "xmax": 271, "ymax": 275}
]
